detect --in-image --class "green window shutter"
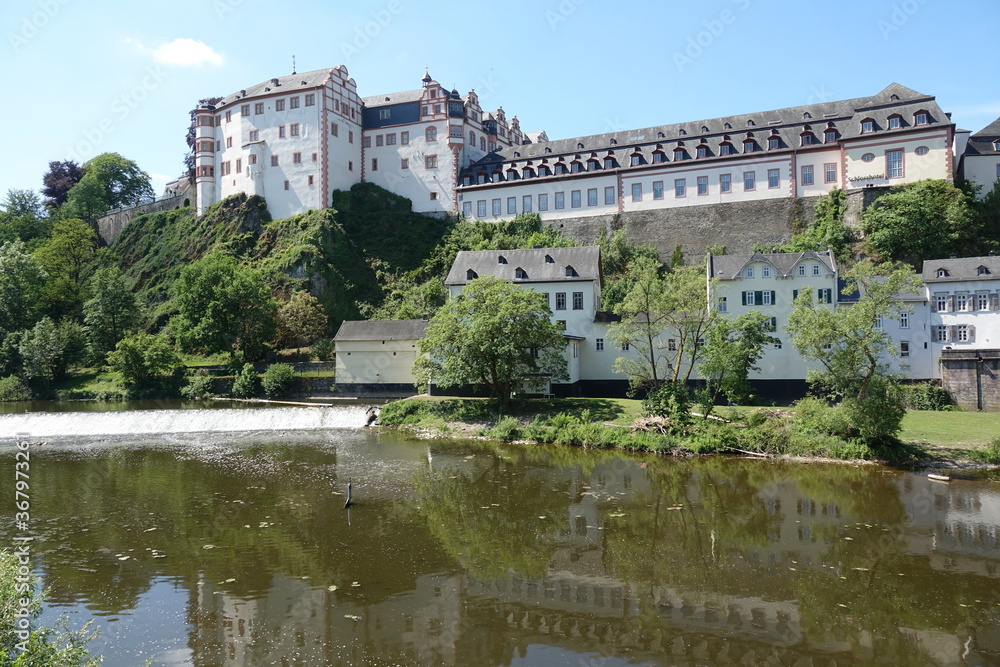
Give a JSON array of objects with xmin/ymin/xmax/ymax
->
[
  {"xmin": 770, "ymin": 316, "xmax": 777, "ymax": 330},
  {"xmin": 741, "ymin": 291, "xmax": 747, "ymax": 306},
  {"xmin": 770, "ymin": 290, "xmax": 776, "ymax": 305},
  {"xmin": 793, "ymin": 289, "xmax": 799, "ymax": 300},
  {"xmin": 755, "ymin": 291, "xmax": 763, "ymax": 306}
]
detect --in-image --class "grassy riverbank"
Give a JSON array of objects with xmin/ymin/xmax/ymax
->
[{"xmin": 379, "ymin": 395, "xmax": 1000, "ymax": 467}]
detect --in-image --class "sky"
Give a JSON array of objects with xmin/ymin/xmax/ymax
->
[{"xmin": 2, "ymin": 0, "xmax": 999, "ymax": 199}]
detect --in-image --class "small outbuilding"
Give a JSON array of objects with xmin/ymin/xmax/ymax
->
[{"xmin": 333, "ymin": 319, "xmax": 429, "ymax": 394}]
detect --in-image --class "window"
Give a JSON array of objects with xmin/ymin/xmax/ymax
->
[
  {"xmin": 720, "ymin": 143, "xmax": 733, "ymax": 156},
  {"xmin": 270, "ymin": 155, "xmax": 278, "ymax": 166},
  {"xmin": 463, "ymin": 202, "xmax": 472, "ymax": 217},
  {"xmin": 349, "ymin": 130, "xmax": 354, "ymax": 144},
  {"xmin": 798, "ymin": 264, "xmax": 806, "ymax": 276},
  {"xmin": 743, "ymin": 171, "xmax": 755, "ymax": 191},
  {"xmin": 587, "ymin": 188, "xmax": 597, "ymax": 206},
  {"xmin": 812, "ymin": 264, "xmax": 821, "ymax": 276},
  {"xmin": 571, "ymin": 190, "xmax": 581, "ymax": 208},
  {"xmin": 801, "ymin": 165, "xmax": 814, "ymax": 186},
  {"xmin": 697, "ymin": 176, "xmax": 708, "ymax": 195},
  {"xmin": 288, "ymin": 96, "xmax": 299, "ymax": 109},
  {"xmin": 801, "ymin": 133, "xmax": 815, "ymax": 146},
  {"xmin": 426, "ymin": 126, "xmax": 437, "ymax": 141},
  {"xmin": 605, "ymin": 186, "xmax": 615, "ymax": 205},
  {"xmin": 254, "ymin": 102, "xmax": 264, "ymax": 115},
  {"xmin": 425, "ymin": 155, "xmax": 438, "ymax": 169},
  {"xmin": 956, "ymin": 294, "xmax": 968, "ymax": 311},
  {"xmin": 935, "ymin": 294, "xmax": 948, "ymax": 312},
  {"xmin": 507, "ymin": 197, "xmax": 516, "ymax": 214},
  {"xmin": 648, "ymin": 181, "xmax": 661, "ymax": 199},
  {"xmin": 874, "ymin": 316, "xmax": 883, "ymax": 329},
  {"xmin": 667, "ymin": 339, "xmax": 676, "ymax": 351},
  {"xmin": 762, "ymin": 266, "xmax": 771, "ymax": 278},
  {"xmin": 762, "ymin": 290, "xmax": 772, "ymax": 305},
  {"xmin": 979, "ymin": 293, "xmax": 990, "ymax": 311},
  {"xmin": 572, "ymin": 292, "xmax": 583, "ymax": 310},
  {"xmin": 515, "ymin": 267, "xmax": 527, "ymax": 280},
  {"xmin": 697, "ymin": 146, "xmax": 708, "ymax": 158},
  {"xmin": 227, "ymin": 136, "xmax": 234, "ymax": 147},
  {"xmin": 720, "ymin": 173, "xmax": 732, "ymax": 193},
  {"xmin": 631, "ymin": 183, "xmax": 642, "ymax": 202},
  {"xmin": 477, "ymin": 200, "xmax": 486, "ymax": 217},
  {"xmin": 348, "ymin": 160, "xmax": 353, "ymax": 171},
  {"xmin": 956, "ymin": 325, "xmax": 970, "ymax": 342},
  {"xmin": 768, "ymin": 137, "xmax": 780, "ymax": 150},
  {"xmin": 449, "ymin": 125, "xmax": 462, "ymax": 138},
  {"xmin": 936, "ymin": 269, "xmax": 948, "ymax": 278},
  {"xmin": 824, "ymin": 130, "xmax": 837, "ymax": 143},
  {"xmin": 225, "ymin": 110, "xmax": 232, "ymax": 123},
  {"xmin": 241, "ymin": 104, "xmax": 250, "ymax": 116},
  {"xmin": 718, "ymin": 297, "xmax": 727, "ymax": 312},
  {"xmin": 539, "ymin": 194, "xmax": 549, "ymax": 211},
  {"xmin": 376, "ymin": 134, "xmax": 384, "ymax": 147},
  {"xmin": 284, "ymin": 180, "xmax": 289, "ymax": 190},
  {"xmin": 523, "ymin": 195, "xmax": 532, "ymax": 213},
  {"xmin": 292, "ymin": 152, "xmax": 302, "ymax": 164},
  {"xmin": 235, "ymin": 158, "xmax": 242, "ymax": 173},
  {"xmin": 621, "ymin": 342, "xmax": 630, "ymax": 351},
  {"xmin": 914, "ymin": 145, "xmax": 928, "ymax": 156},
  {"xmin": 888, "ymin": 115, "xmax": 900, "ymax": 129},
  {"xmin": 401, "ymin": 131, "xmax": 409, "ymax": 145},
  {"xmin": 934, "ymin": 325, "xmax": 948, "ymax": 342},
  {"xmin": 818, "ymin": 288, "xmax": 832, "ymax": 304},
  {"xmin": 886, "ymin": 149, "xmax": 903, "ymax": 179},
  {"xmin": 824, "ymin": 163, "xmax": 837, "ymax": 183},
  {"xmin": 746, "ymin": 267, "xmax": 754, "ymax": 279},
  {"xmin": 401, "ymin": 158, "xmax": 408, "ymax": 169},
  {"xmin": 915, "ymin": 112, "xmax": 928, "ymax": 125},
  {"xmin": 492, "ymin": 199, "xmax": 501, "ymax": 216},
  {"xmin": 273, "ymin": 98, "xmax": 285, "ymax": 112},
  {"xmin": 290, "ymin": 123, "xmax": 299, "ymax": 136},
  {"xmin": 596, "ymin": 338, "xmax": 604, "ymax": 351},
  {"xmin": 900, "ymin": 341, "xmax": 910, "ymax": 357},
  {"xmin": 861, "ymin": 119, "xmax": 874, "ymax": 133},
  {"xmin": 311, "ymin": 152, "xmax": 317, "ymax": 162},
  {"xmin": 307, "ymin": 175, "xmax": 314, "ymax": 186},
  {"xmin": 861, "ymin": 153, "xmax": 875, "ymax": 163},
  {"xmin": 555, "ymin": 293, "xmax": 566, "ymax": 310},
  {"xmin": 331, "ymin": 122, "xmax": 338, "ymax": 136},
  {"xmin": 768, "ymin": 169, "xmax": 780, "ymax": 188},
  {"xmin": 899, "ymin": 312, "xmax": 909, "ymax": 328}
]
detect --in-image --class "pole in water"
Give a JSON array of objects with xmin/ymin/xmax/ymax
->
[{"xmin": 344, "ymin": 480, "xmax": 352, "ymax": 509}]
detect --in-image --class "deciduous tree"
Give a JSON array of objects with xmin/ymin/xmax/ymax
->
[
  {"xmin": 83, "ymin": 267, "xmax": 143, "ymax": 359},
  {"xmin": 698, "ymin": 311, "xmax": 777, "ymax": 414},
  {"xmin": 414, "ymin": 275, "xmax": 568, "ymax": 411},
  {"xmin": 40, "ymin": 159, "xmax": 86, "ymax": 210},
  {"xmin": 0, "ymin": 240, "xmax": 47, "ymax": 336},
  {"xmin": 0, "ymin": 189, "xmax": 50, "ymax": 247},
  {"xmin": 277, "ymin": 290, "xmax": 327, "ymax": 353},
  {"xmin": 34, "ymin": 217, "xmax": 98, "ymax": 319},
  {"xmin": 107, "ymin": 331, "xmax": 180, "ymax": 386}
]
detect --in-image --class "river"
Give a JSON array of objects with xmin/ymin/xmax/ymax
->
[{"xmin": 2, "ymin": 406, "xmax": 999, "ymax": 665}]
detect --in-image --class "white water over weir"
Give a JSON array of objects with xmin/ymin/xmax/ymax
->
[{"xmin": 0, "ymin": 406, "xmax": 374, "ymax": 439}]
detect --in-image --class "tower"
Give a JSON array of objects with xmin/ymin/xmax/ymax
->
[{"xmin": 194, "ymin": 103, "xmax": 217, "ymax": 215}]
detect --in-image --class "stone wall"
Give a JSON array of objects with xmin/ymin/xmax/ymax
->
[
  {"xmin": 842, "ymin": 186, "xmax": 890, "ymax": 232},
  {"xmin": 96, "ymin": 190, "xmax": 196, "ymax": 245},
  {"xmin": 544, "ymin": 196, "xmax": 821, "ymax": 261},
  {"xmin": 940, "ymin": 349, "xmax": 1000, "ymax": 412}
]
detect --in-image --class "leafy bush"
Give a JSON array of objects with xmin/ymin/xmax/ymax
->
[
  {"xmin": 106, "ymin": 332, "xmax": 181, "ymax": 386},
  {"xmin": 485, "ymin": 416, "xmax": 521, "ymax": 441},
  {"xmin": 378, "ymin": 399, "xmax": 426, "ymax": 425},
  {"xmin": 973, "ymin": 437, "xmax": 1000, "ymax": 465},
  {"xmin": 642, "ymin": 382, "xmax": 690, "ymax": 422},
  {"xmin": 312, "ymin": 338, "xmax": 335, "ymax": 361},
  {"xmin": 906, "ymin": 382, "xmax": 954, "ymax": 411},
  {"xmin": 180, "ymin": 370, "xmax": 215, "ymax": 400},
  {"xmin": 793, "ymin": 396, "xmax": 851, "ymax": 438},
  {"xmin": 0, "ymin": 374, "xmax": 31, "ymax": 401},
  {"xmin": 262, "ymin": 363, "xmax": 296, "ymax": 398},
  {"xmin": 231, "ymin": 363, "xmax": 259, "ymax": 398}
]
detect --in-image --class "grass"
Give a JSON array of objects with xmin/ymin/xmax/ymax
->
[{"xmin": 900, "ymin": 410, "xmax": 1000, "ymax": 449}]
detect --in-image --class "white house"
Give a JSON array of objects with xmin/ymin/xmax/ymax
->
[
  {"xmin": 957, "ymin": 117, "xmax": 1000, "ymax": 197},
  {"xmin": 333, "ymin": 319, "xmax": 428, "ymax": 393}
]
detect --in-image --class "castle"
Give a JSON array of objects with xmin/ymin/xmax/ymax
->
[{"xmin": 191, "ymin": 67, "xmax": 988, "ymax": 229}]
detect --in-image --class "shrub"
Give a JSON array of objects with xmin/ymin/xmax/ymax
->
[
  {"xmin": 793, "ymin": 396, "xmax": 851, "ymax": 438},
  {"xmin": 487, "ymin": 416, "xmax": 521, "ymax": 441},
  {"xmin": 180, "ymin": 370, "xmax": 215, "ymax": 400},
  {"xmin": 312, "ymin": 338, "xmax": 335, "ymax": 361},
  {"xmin": 907, "ymin": 382, "xmax": 954, "ymax": 411},
  {"xmin": 0, "ymin": 374, "xmax": 31, "ymax": 401},
  {"xmin": 106, "ymin": 332, "xmax": 181, "ymax": 386},
  {"xmin": 262, "ymin": 363, "xmax": 297, "ymax": 398},
  {"xmin": 378, "ymin": 399, "xmax": 426, "ymax": 425},
  {"xmin": 642, "ymin": 382, "xmax": 690, "ymax": 423},
  {"xmin": 973, "ymin": 437, "xmax": 1000, "ymax": 465},
  {"xmin": 231, "ymin": 363, "xmax": 259, "ymax": 398}
]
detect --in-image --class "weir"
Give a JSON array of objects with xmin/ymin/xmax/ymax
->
[{"xmin": 0, "ymin": 406, "xmax": 374, "ymax": 439}]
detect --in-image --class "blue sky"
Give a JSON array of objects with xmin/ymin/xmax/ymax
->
[{"xmin": 2, "ymin": 0, "xmax": 999, "ymax": 199}]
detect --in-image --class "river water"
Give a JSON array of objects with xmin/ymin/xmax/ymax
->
[{"xmin": 2, "ymin": 407, "xmax": 999, "ymax": 665}]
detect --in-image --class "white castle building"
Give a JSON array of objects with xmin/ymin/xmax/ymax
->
[{"xmin": 191, "ymin": 71, "xmax": 958, "ymax": 223}]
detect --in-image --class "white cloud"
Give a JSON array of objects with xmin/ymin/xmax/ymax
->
[{"xmin": 152, "ymin": 38, "xmax": 225, "ymax": 67}]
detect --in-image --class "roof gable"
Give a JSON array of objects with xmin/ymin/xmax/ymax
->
[{"xmin": 445, "ymin": 246, "xmax": 602, "ymax": 286}]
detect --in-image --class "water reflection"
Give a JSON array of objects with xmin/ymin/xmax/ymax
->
[{"xmin": 2, "ymin": 432, "xmax": 999, "ymax": 666}]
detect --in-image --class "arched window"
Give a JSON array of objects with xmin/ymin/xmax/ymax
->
[
  {"xmin": 515, "ymin": 267, "xmax": 527, "ymax": 279},
  {"xmin": 426, "ymin": 126, "xmax": 437, "ymax": 141},
  {"xmin": 565, "ymin": 265, "xmax": 578, "ymax": 277},
  {"xmin": 466, "ymin": 269, "xmax": 478, "ymax": 280},
  {"xmin": 468, "ymin": 131, "xmax": 475, "ymax": 145}
]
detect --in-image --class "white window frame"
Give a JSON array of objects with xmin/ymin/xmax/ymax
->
[
  {"xmin": 762, "ymin": 266, "xmax": 771, "ymax": 278},
  {"xmin": 886, "ymin": 149, "xmax": 904, "ymax": 179}
]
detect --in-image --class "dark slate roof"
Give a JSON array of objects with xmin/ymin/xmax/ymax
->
[
  {"xmin": 362, "ymin": 89, "xmax": 425, "ymax": 108},
  {"xmin": 445, "ymin": 246, "xmax": 601, "ymax": 286},
  {"xmin": 461, "ymin": 84, "xmax": 950, "ymax": 181},
  {"xmin": 709, "ymin": 250, "xmax": 836, "ymax": 280},
  {"xmin": 962, "ymin": 116, "xmax": 1000, "ymax": 157},
  {"xmin": 921, "ymin": 256, "xmax": 1000, "ymax": 283},
  {"xmin": 216, "ymin": 68, "xmax": 337, "ymax": 109},
  {"xmin": 837, "ymin": 275, "xmax": 925, "ymax": 303},
  {"xmin": 334, "ymin": 319, "xmax": 429, "ymax": 342}
]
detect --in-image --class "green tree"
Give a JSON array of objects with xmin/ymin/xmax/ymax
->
[
  {"xmin": 171, "ymin": 252, "xmax": 277, "ymax": 360},
  {"xmin": 106, "ymin": 331, "xmax": 180, "ymax": 385},
  {"xmin": 83, "ymin": 266, "xmax": 144, "ymax": 360},
  {"xmin": 597, "ymin": 227, "xmax": 661, "ymax": 313},
  {"xmin": 18, "ymin": 317, "xmax": 87, "ymax": 389},
  {"xmin": 608, "ymin": 258, "xmax": 714, "ymax": 393},
  {"xmin": 277, "ymin": 290, "xmax": 327, "ymax": 353},
  {"xmin": 77, "ymin": 152, "xmax": 154, "ymax": 210},
  {"xmin": 1, "ymin": 551, "xmax": 101, "ymax": 665},
  {"xmin": 60, "ymin": 178, "xmax": 108, "ymax": 224},
  {"xmin": 698, "ymin": 311, "xmax": 777, "ymax": 414},
  {"xmin": 414, "ymin": 275, "xmax": 569, "ymax": 411},
  {"xmin": 773, "ymin": 189, "xmax": 853, "ymax": 260},
  {"xmin": 0, "ymin": 240, "xmax": 48, "ymax": 336},
  {"xmin": 785, "ymin": 262, "xmax": 920, "ymax": 448},
  {"xmin": 861, "ymin": 179, "xmax": 984, "ymax": 264},
  {"xmin": 34, "ymin": 217, "xmax": 98, "ymax": 319},
  {"xmin": 0, "ymin": 189, "xmax": 51, "ymax": 247},
  {"xmin": 972, "ymin": 179, "xmax": 1000, "ymax": 248}
]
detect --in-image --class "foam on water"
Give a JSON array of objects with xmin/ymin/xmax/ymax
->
[{"xmin": 0, "ymin": 406, "xmax": 374, "ymax": 439}]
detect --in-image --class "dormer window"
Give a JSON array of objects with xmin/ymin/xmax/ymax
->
[
  {"xmin": 498, "ymin": 255, "xmax": 507, "ymax": 264},
  {"xmin": 977, "ymin": 265, "xmax": 990, "ymax": 275},
  {"xmin": 466, "ymin": 269, "xmax": 478, "ymax": 280},
  {"xmin": 515, "ymin": 267, "xmax": 527, "ymax": 279},
  {"xmin": 801, "ymin": 133, "xmax": 816, "ymax": 146},
  {"xmin": 936, "ymin": 268, "xmax": 948, "ymax": 278},
  {"xmin": 824, "ymin": 129, "xmax": 838, "ymax": 143},
  {"xmin": 701, "ymin": 126, "xmax": 709, "ymax": 133},
  {"xmin": 767, "ymin": 137, "xmax": 780, "ymax": 150},
  {"xmin": 887, "ymin": 114, "xmax": 902, "ymax": 130},
  {"xmin": 914, "ymin": 111, "xmax": 929, "ymax": 125},
  {"xmin": 803, "ymin": 112, "xmax": 812, "ymax": 119},
  {"xmin": 861, "ymin": 118, "xmax": 875, "ymax": 133},
  {"xmin": 890, "ymin": 94, "xmax": 900, "ymax": 101},
  {"xmin": 673, "ymin": 148, "xmax": 687, "ymax": 161},
  {"xmin": 545, "ymin": 254, "xmax": 554, "ymax": 263},
  {"xmin": 544, "ymin": 147, "xmax": 552, "ymax": 153},
  {"xmin": 720, "ymin": 142, "xmax": 734, "ymax": 156},
  {"xmin": 994, "ymin": 141, "xmax": 1000, "ymax": 152},
  {"xmin": 724, "ymin": 123, "xmax": 732, "ymax": 129},
  {"xmin": 657, "ymin": 131, "xmax": 666, "ymax": 138},
  {"xmin": 610, "ymin": 138, "xmax": 618, "ymax": 145},
  {"xmin": 565, "ymin": 265, "xmax": 577, "ymax": 277},
  {"xmin": 747, "ymin": 119, "xmax": 755, "ymax": 127},
  {"xmin": 577, "ymin": 143, "xmax": 584, "ymax": 149},
  {"xmin": 696, "ymin": 146, "xmax": 709, "ymax": 158},
  {"xmin": 679, "ymin": 129, "xmax": 687, "ymax": 136}
]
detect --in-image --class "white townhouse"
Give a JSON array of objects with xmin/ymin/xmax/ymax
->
[
  {"xmin": 957, "ymin": 117, "xmax": 1000, "ymax": 197},
  {"xmin": 333, "ymin": 318, "xmax": 429, "ymax": 392},
  {"xmin": 458, "ymin": 83, "xmax": 955, "ymax": 222}
]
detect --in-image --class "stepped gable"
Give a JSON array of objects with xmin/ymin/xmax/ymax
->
[
  {"xmin": 709, "ymin": 250, "xmax": 836, "ymax": 280},
  {"xmin": 334, "ymin": 319, "xmax": 429, "ymax": 341},
  {"xmin": 216, "ymin": 68, "xmax": 338, "ymax": 108},
  {"xmin": 445, "ymin": 246, "xmax": 601, "ymax": 286}
]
